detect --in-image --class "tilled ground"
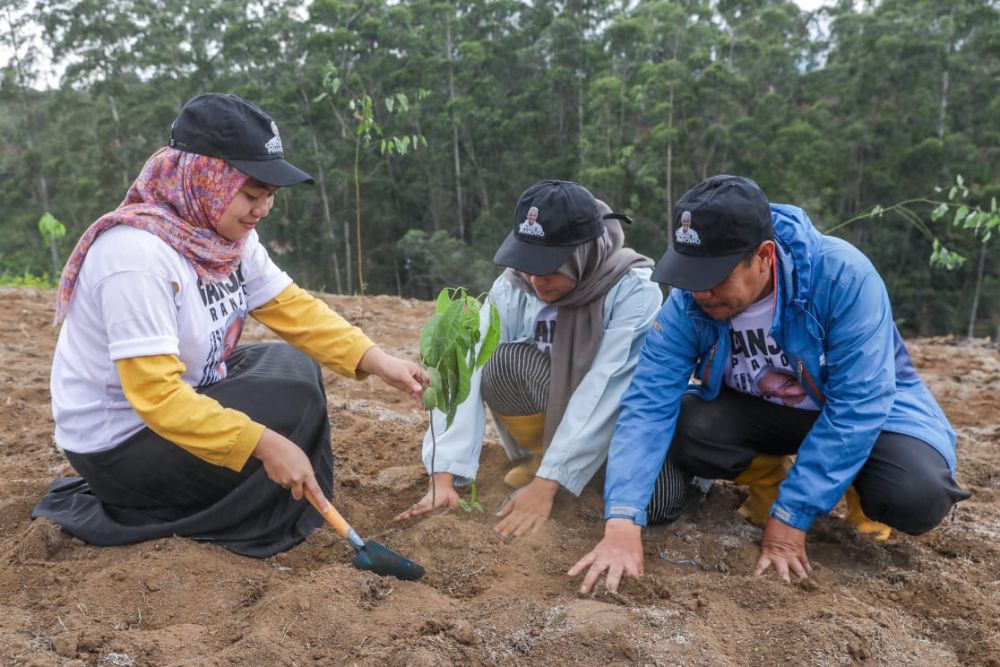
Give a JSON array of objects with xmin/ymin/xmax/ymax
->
[{"xmin": 1, "ymin": 287, "xmax": 997, "ymax": 666}]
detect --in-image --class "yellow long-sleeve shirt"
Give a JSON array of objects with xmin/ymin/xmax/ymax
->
[{"xmin": 116, "ymin": 284, "xmax": 375, "ymax": 471}]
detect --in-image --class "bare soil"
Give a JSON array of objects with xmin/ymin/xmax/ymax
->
[{"xmin": 1, "ymin": 287, "xmax": 997, "ymax": 666}]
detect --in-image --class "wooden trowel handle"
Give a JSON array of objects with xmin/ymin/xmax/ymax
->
[{"xmin": 305, "ymin": 488, "xmax": 352, "ymax": 540}]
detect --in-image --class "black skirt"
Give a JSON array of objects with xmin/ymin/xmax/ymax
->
[{"xmin": 33, "ymin": 343, "xmax": 333, "ymax": 557}]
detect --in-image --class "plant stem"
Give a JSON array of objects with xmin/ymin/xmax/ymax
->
[
  {"xmin": 428, "ymin": 410, "xmax": 437, "ymax": 509},
  {"xmin": 354, "ymin": 134, "xmax": 364, "ymax": 294}
]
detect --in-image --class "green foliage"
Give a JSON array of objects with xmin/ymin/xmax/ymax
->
[
  {"xmin": 420, "ymin": 287, "xmax": 500, "ymax": 429},
  {"xmin": 396, "ymin": 229, "xmax": 495, "ymax": 300},
  {"xmin": 38, "ymin": 212, "xmax": 66, "ymax": 245},
  {"xmin": 317, "ymin": 64, "xmax": 430, "ymax": 295},
  {"xmin": 1, "ymin": 0, "xmax": 997, "ymax": 336},
  {"xmin": 825, "ymin": 175, "xmax": 999, "ymax": 270},
  {"xmin": 0, "ymin": 271, "xmax": 57, "ymax": 289}
]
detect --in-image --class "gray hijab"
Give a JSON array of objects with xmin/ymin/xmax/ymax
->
[{"xmin": 505, "ymin": 200, "xmax": 653, "ymax": 448}]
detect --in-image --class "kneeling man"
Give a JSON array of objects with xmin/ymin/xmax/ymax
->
[{"xmin": 570, "ymin": 175, "xmax": 970, "ymax": 591}]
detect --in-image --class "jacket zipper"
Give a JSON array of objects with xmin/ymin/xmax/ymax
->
[
  {"xmin": 797, "ymin": 358, "xmax": 825, "ymax": 404},
  {"xmin": 702, "ymin": 344, "xmax": 717, "ymax": 385}
]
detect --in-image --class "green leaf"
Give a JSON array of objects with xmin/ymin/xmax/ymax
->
[
  {"xmin": 954, "ymin": 206, "xmax": 969, "ymax": 226},
  {"xmin": 38, "ymin": 212, "xmax": 66, "ymax": 242},
  {"xmin": 419, "ymin": 313, "xmax": 442, "ymax": 366},
  {"xmin": 443, "ymin": 351, "xmax": 459, "ymax": 406},
  {"xmin": 422, "ymin": 385, "xmax": 438, "ymax": 411},
  {"xmin": 385, "ymin": 96, "xmax": 394, "ymax": 113},
  {"xmin": 931, "ymin": 203, "xmax": 949, "ymax": 221},
  {"xmin": 435, "ymin": 288, "xmax": 452, "ymax": 314},
  {"xmin": 427, "ymin": 299, "xmax": 467, "ymax": 371},
  {"xmin": 475, "ymin": 300, "xmax": 501, "ymax": 369},
  {"xmin": 458, "ymin": 498, "xmax": 472, "ymax": 512},
  {"xmin": 427, "ymin": 366, "xmax": 443, "ymax": 394},
  {"xmin": 462, "ymin": 294, "xmax": 480, "ymax": 340},
  {"xmin": 454, "ymin": 345, "xmax": 471, "ymax": 405}
]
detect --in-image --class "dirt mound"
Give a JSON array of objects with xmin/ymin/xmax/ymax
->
[{"xmin": 0, "ymin": 287, "xmax": 997, "ymax": 666}]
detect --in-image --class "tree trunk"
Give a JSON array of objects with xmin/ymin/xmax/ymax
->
[
  {"xmin": 446, "ymin": 14, "xmax": 465, "ymax": 241},
  {"xmin": 354, "ymin": 134, "xmax": 364, "ymax": 294},
  {"xmin": 938, "ymin": 8, "xmax": 955, "ymax": 140},
  {"xmin": 966, "ymin": 241, "xmax": 988, "ymax": 339},
  {"xmin": 666, "ymin": 82, "xmax": 675, "ymax": 240},
  {"xmin": 309, "ymin": 131, "xmax": 343, "ymax": 294},
  {"xmin": 344, "ymin": 218, "xmax": 353, "ymax": 294},
  {"xmin": 107, "ymin": 93, "xmax": 130, "ymax": 188}
]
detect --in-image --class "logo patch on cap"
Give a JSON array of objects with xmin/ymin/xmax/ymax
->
[
  {"xmin": 675, "ymin": 210, "xmax": 701, "ymax": 246},
  {"xmin": 518, "ymin": 206, "xmax": 545, "ymax": 238},
  {"xmin": 264, "ymin": 121, "xmax": 283, "ymax": 155}
]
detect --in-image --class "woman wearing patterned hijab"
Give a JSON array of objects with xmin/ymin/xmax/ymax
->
[
  {"xmin": 35, "ymin": 93, "xmax": 428, "ymax": 557},
  {"xmin": 396, "ymin": 180, "xmax": 689, "ymax": 538}
]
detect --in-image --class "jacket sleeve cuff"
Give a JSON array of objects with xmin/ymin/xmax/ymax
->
[
  {"xmin": 221, "ymin": 420, "xmax": 266, "ymax": 472},
  {"xmin": 536, "ymin": 462, "xmax": 586, "ymax": 497},
  {"xmin": 341, "ymin": 339, "xmax": 377, "ymax": 380},
  {"xmin": 604, "ymin": 504, "xmax": 648, "ymax": 527},
  {"xmin": 769, "ymin": 504, "xmax": 817, "ymax": 532}
]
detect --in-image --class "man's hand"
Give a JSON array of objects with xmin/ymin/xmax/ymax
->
[
  {"xmin": 567, "ymin": 518, "xmax": 644, "ymax": 594},
  {"xmin": 394, "ymin": 472, "xmax": 460, "ymax": 521},
  {"xmin": 358, "ymin": 346, "xmax": 429, "ymax": 406},
  {"xmin": 754, "ymin": 516, "xmax": 812, "ymax": 582},
  {"xmin": 253, "ymin": 428, "xmax": 328, "ymax": 512},
  {"xmin": 494, "ymin": 477, "xmax": 558, "ymax": 538}
]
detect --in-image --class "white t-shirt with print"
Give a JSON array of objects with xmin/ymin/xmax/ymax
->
[
  {"xmin": 50, "ymin": 226, "xmax": 293, "ymax": 454},
  {"xmin": 532, "ymin": 305, "xmax": 557, "ymax": 354},
  {"xmin": 724, "ymin": 294, "xmax": 820, "ymax": 411}
]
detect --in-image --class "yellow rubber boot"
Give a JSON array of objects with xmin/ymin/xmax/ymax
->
[
  {"xmin": 843, "ymin": 486, "xmax": 892, "ymax": 540},
  {"xmin": 734, "ymin": 455, "xmax": 793, "ymax": 526},
  {"xmin": 493, "ymin": 413, "xmax": 545, "ymax": 489}
]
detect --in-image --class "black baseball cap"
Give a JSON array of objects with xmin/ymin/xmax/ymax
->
[
  {"xmin": 651, "ymin": 175, "xmax": 773, "ymax": 291},
  {"xmin": 168, "ymin": 93, "xmax": 315, "ymax": 187},
  {"xmin": 494, "ymin": 180, "xmax": 627, "ymax": 275}
]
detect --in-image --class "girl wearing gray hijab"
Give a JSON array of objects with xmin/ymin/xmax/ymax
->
[{"xmin": 396, "ymin": 180, "xmax": 690, "ymax": 538}]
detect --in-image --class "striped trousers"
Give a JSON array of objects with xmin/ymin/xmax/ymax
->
[{"xmin": 481, "ymin": 342, "xmax": 691, "ymax": 524}]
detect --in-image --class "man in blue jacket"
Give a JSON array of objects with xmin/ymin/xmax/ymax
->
[{"xmin": 569, "ymin": 175, "xmax": 970, "ymax": 592}]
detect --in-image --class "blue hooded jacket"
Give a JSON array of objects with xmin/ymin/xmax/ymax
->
[{"xmin": 603, "ymin": 204, "xmax": 957, "ymax": 531}]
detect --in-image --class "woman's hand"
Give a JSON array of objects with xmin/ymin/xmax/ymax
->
[
  {"xmin": 252, "ymin": 428, "xmax": 329, "ymax": 513},
  {"xmin": 394, "ymin": 472, "xmax": 461, "ymax": 521},
  {"xmin": 358, "ymin": 346, "xmax": 429, "ymax": 406},
  {"xmin": 494, "ymin": 477, "xmax": 558, "ymax": 538},
  {"xmin": 568, "ymin": 519, "xmax": 645, "ymax": 594}
]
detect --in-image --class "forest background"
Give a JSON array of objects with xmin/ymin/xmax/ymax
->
[{"xmin": 1, "ymin": 0, "xmax": 997, "ymax": 337}]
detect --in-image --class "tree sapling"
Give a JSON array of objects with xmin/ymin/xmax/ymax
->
[{"xmin": 419, "ymin": 287, "xmax": 501, "ymax": 509}]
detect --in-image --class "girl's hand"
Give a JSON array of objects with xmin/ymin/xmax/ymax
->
[
  {"xmin": 358, "ymin": 346, "xmax": 429, "ymax": 406},
  {"xmin": 252, "ymin": 428, "xmax": 328, "ymax": 512}
]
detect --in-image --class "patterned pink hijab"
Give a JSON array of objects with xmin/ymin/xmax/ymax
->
[{"xmin": 54, "ymin": 147, "xmax": 249, "ymax": 323}]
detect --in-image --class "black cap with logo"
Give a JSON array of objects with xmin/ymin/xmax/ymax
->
[
  {"xmin": 169, "ymin": 93, "xmax": 315, "ymax": 187},
  {"xmin": 494, "ymin": 180, "xmax": 631, "ymax": 275},
  {"xmin": 651, "ymin": 175, "xmax": 773, "ymax": 291}
]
